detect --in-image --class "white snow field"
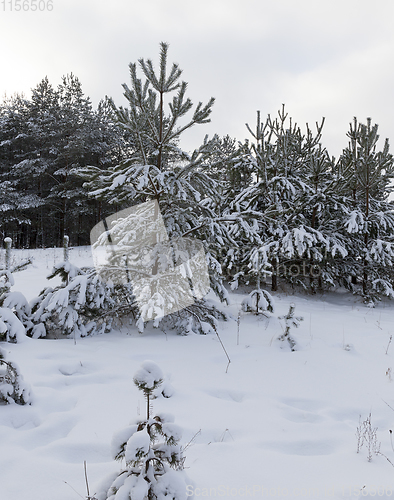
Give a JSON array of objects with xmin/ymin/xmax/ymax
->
[{"xmin": 2, "ymin": 246, "xmax": 394, "ymax": 499}]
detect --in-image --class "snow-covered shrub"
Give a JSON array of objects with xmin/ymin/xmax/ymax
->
[
  {"xmin": 0, "ymin": 307, "xmax": 27, "ymax": 343},
  {"xmin": 97, "ymin": 361, "xmax": 191, "ymax": 500},
  {"xmin": 0, "ymin": 347, "xmax": 32, "ymax": 405},
  {"xmin": 0, "ymin": 269, "xmax": 12, "ymax": 297},
  {"xmin": 278, "ymin": 303, "xmax": 303, "ymax": 351},
  {"xmin": 0, "ymin": 270, "xmax": 29, "ymax": 342},
  {"xmin": 28, "ymin": 261, "xmax": 134, "ymax": 339},
  {"xmin": 241, "ymin": 289, "xmax": 275, "ymax": 315},
  {"xmin": 155, "ymin": 299, "xmax": 228, "ymax": 336}
]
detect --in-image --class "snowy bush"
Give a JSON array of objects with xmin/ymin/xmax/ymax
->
[
  {"xmin": 28, "ymin": 261, "xmax": 134, "ymax": 339},
  {"xmin": 0, "ymin": 347, "xmax": 32, "ymax": 405},
  {"xmin": 155, "ymin": 299, "xmax": 228, "ymax": 336},
  {"xmin": 97, "ymin": 361, "xmax": 191, "ymax": 500},
  {"xmin": 241, "ymin": 289, "xmax": 275, "ymax": 315},
  {"xmin": 0, "ymin": 307, "xmax": 27, "ymax": 343},
  {"xmin": 0, "ymin": 270, "xmax": 29, "ymax": 342}
]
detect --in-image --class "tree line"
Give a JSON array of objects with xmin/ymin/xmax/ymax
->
[
  {"xmin": 0, "ymin": 74, "xmax": 132, "ymax": 248},
  {"xmin": 1, "ymin": 43, "xmax": 394, "ymax": 305}
]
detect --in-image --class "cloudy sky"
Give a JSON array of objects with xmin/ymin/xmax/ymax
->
[{"xmin": 1, "ymin": 0, "xmax": 394, "ymax": 157}]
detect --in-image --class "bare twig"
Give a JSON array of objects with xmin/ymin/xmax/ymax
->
[
  {"xmin": 84, "ymin": 461, "xmax": 90, "ymax": 499},
  {"xmin": 219, "ymin": 428, "xmax": 234, "ymax": 442},
  {"xmin": 356, "ymin": 413, "xmax": 380, "ymax": 462},
  {"xmin": 386, "ymin": 335, "xmax": 392, "ymax": 355},
  {"xmin": 183, "ymin": 429, "xmax": 201, "ymax": 451},
  {"xmin": 237, "ymin": 311, "xmax": 241, "ymax": 346},
  {"xmin": 63, "ymin": 481, "xmax": 84, "ymax": 499},
  {"xmin": 215, "ymin": 326, "xmax": 231, "ymax": 373},
  {"xmin": 382, "ymin": 398, "xmax": 394, "ymax": 413}
]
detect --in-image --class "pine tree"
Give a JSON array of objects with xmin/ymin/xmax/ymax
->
[
  {"xmin": 0, "ymin": 93, "xmax": 43, "ymax": 245},
  {"xmin": 28, "ymin": 261, "xmax": 121, "ymax": 339},
  {"xmin": 0, "ymin": 76, "xmax": 122, "ymax": 248},
  {"xmin": 224, "ymin": 107, "xmax": 340, "ymax": 293},
  {"xmin": 337, "ymin": 118, "xmax": 394, "ymax": 301},
  {"xmin": 0, "ymin": 347, "xmax": 32, "ymax": 405},
  {"xmin": 80, "ymin": 42, "xmax": 230, "ymax": 334},
  {"xmin": 97, "ymin": 361, "xmax": 190, "ymax": 500},
  {"xmin": 241, "ymin": 288, "xmax": 275, "ymax": 315},
  {"xmin": 0, "ymin": 265, "xmax": 30, "ymax": 343},
  {"xmin": 9, "ymin": 78, "xmax": 62, "ymax": 247}
]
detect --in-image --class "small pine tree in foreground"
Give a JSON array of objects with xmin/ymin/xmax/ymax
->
[{"xmin": 97, "ymin": 361, "xmax": 191, "ymax": 500}]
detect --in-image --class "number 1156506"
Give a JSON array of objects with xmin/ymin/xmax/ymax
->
[{"xmin": 1, "ymin": 0, "xmax": 53, "ymax": 11}]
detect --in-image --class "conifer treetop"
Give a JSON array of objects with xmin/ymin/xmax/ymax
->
[
  {"xmin": 133, "ymin": 360, "xmax": 164, "ymax": 393},
  {"xmin": 112, "ymin": 42, "xmax": 215, "ymax": 169}
]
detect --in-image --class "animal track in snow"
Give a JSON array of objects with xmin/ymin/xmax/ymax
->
[
  {"xmin": 205, "ymin": 389, "xmax": 246, "ymax": 403},
  {"xmin": 263, "ymin": 438, "xmax": 337, "ymax": 456},
  {"xmin": 280, "ymin": 397, "xmax": 324, "ymax": 412},
  {"xmin": 58, "ymin": 361, "xmax": 86, "ymax": 376},
  {"xmin": 278, "ymin": 397, "xmax": 326, "ymax": 424}
]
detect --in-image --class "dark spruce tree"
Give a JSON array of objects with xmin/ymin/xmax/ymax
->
[{"xmin": 0, "ymin": 93, "xmax": 43, "ymax": 246}]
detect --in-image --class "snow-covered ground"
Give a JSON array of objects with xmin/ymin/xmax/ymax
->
[{"xmin": 2, "ymin": 246, "xmax": 394, "ymax": 499}]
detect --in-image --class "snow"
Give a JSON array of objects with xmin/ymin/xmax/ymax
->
[
  {"xmin": 124, "ymin": 429, "xmax": 151, "ymax": 463},
  {"xmin": 134, "ymin": 360, "xmax": 164, "ymax": 390},
  {"xmin": 3, "ymin": 290, "xmax": 31, "ymax": 315},
  {"xmin": 161, "ymin": 422, "xmax": 182, "ymax": 441},
  {"xmin": 2, "ymin": 246, "xmax": 394, "ymax": 498},
  {"xmin": 0, "ymin": 306, "xmax": 27, "ymax": 343},
  {"xmin": 111, "ymin": 424, "xmax": 139, "ymax": 460}
]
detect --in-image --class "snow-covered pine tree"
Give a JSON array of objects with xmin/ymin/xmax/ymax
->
[
  {"xmin": 224, "ymin": 109, "xmax": 394, "ymax": 300},
  {"xmin": 28, "ymin": 261, "xmax": 124, "ymax": 339},
  {"xmin": 0, "ymin": 262, "xmax": 30, "ymax": 343},
  {"xmin": 49, "ymin": 73, "xmax": 108, "ymax": 245},
  {"xmin": 0, "ymin": 93, "xmax": 43, "ymax": 245},
  {"xmin": 0, "ymin": 346, "xmax": 32, "ymax": 405},
  {"xmin": 0, "ymin": 76, "xmax": 124, "ymax": 248},
  {"xmin": 0, "ymin": 250, "xmax": 32, "ymax": 402},
  {"xmin": 290, "ymin": 143, "xmax": 350, "ymax": 292},
  {"xmin": 224, "ymin": 106, "xmax": 344, "ymax": 293},
  {"xmin": 96, "ymin": 360, "xmax": 190, "ymax": 500},
  {"xmin": 336, "ymin": 117, "xmax": 394, "ymax": 302},
  {"xmin": 241, "ymin": 288, "xmax": 275, "ymax": 315},
  {"xmin": 78, "ymin": 42, "xmax": 229, "ymax": 334}
]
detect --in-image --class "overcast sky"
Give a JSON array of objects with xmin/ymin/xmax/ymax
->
[{"xmin": 1, "ymin": 0, "xmax": 394, "ymax": 157}]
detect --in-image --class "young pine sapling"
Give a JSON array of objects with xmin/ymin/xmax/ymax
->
[
  {"xmin": 96, "ymin": 361, "xmax": 191, "ymax": 500},
  {"xmin": 278, "ymin": 303, "xmax": 303, "ymax": 351}
]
